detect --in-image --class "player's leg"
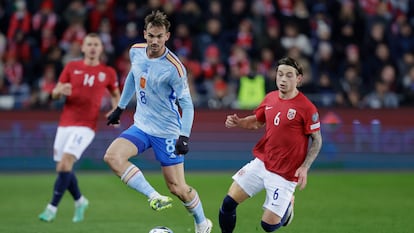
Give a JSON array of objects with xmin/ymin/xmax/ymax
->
[
  {"xmin": 39, "ymin": 127, "xmax": 92, "ymax": 222},
  {"xmin": 219, "ymin": 158, "xmax": 265, "ymax": 233},
  {"xmin": 161, "ymin": 164, "xmax": 212, "ymax": 233},
  {"xmin": 103, "ymin": 126, "xmax": 171, "ymax": 209},
  {"xmin": 260, "ymin": 171, "xmax": 296, "ymax": 232},
  {"xmin": 218, "ymin": 182, "xmax": 249, "ymax": 233}
]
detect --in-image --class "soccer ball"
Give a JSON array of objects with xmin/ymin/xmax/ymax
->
[{"xmin": 148, "ymin": 226, "xmax": 173, "ymax": 233}]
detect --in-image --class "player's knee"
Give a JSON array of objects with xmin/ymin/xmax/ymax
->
[
  {"xmin": 221, "ymin": 195, "xmax": 238, "ymax": 213},
  {"xmin": 261, "ymin": 220, "xmax": 282, "ymax": 232},
  {"xmin": 103, "ymin": 151, "xmax": 113, "ymax": 164}
]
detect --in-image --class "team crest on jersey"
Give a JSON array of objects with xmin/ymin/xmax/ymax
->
[
  {"xmin": 140, "ymin": 77, "xmax": 146, "ymax": 88},
  {"xmin": 98, "ymin": 72, "xmax": 106, "ymax": 82},
  {"xmin": 287, "ymin": 108, "xmax": 296, "ymax": 120}
]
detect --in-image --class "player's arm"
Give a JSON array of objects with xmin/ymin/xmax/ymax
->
[
  {"xmin": 225, "ymin": 114, "xmax": 265, "ymax": 130},
  {"xmin": 51, "ymin": 82, "xmax": 72, "ymax": 99},
  {"xmin": 295, "ymin": 130, "xmax": 322, "ymax": 190},
  {"xmin": 107, "ymin": 72, "xmax": 135, "ymax": 125},
  {"xmin": 106, "ymin": 89, "xmax": 121, "ymax": 118},
  {"xmin": 174, "ymin": 94, "xmax": 194, "ymax": 155},
  {"xmin": 302, "ymin": 130, "xmax": 322, "ymax": 169}
]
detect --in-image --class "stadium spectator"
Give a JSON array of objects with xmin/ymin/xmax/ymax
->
[
  {"xmin": 31, "ymin": 0, "xmax": 58, "ymax": 54},
  {"xmin": 59, "ymin": 19, "xmax": 86, "ymax": 53},
  {"xmin": 337, "ymin": 64, "xmax": 363, "ymax": 108},
  {"xmin": 331, "ymin": 0, "xmax": 365, "ymax": 56},
  {"xmin": 103, "ymin": 11, "xmax": 213, "ymax": 233},
  {"xmin": 200, "ymin": 44, "xmax": 227, "ymax": 106},
  {"xmin": 87, "ymin": 0, "xmax": 115, "ymax": 33},
  {"xmin": 38, "ymin": 33, "xmax": 120, "ymax": 223},
  {"xmin": 32, "ymin": 63, "xmax": 57, "ymax": 108},
  {"xmin": 6, "ymin": 0, "xmax": 31, "ymax": 41},
  {"xmin": 218, "ymin": 57, "xmax": 322, "ymax": 233},
  {"xmin": 257, "ymin": 17, "xmax": 285, "ymax": 61},
  {"xmin": 115, "ymin": 21, "xmax": 141, "ymax": 57},
  {"xmin": 362, "ymin": 79, "xmax": 400, "ymax": 109},
  {"xmin": 281, "ymin": 21, "xmax": 313, "ymax": 57},
  {"xmin": 0, "ymin": 0, "xmax": 413, "ymax": 109},
  {"xmin": 401, "ymin": 65, "xmax": 414, "ymax": 105}
]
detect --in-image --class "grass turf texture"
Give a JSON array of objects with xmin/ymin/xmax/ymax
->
[{"xmin": 0, "ymin": 172, "xmax": 413, "ymax": 233}]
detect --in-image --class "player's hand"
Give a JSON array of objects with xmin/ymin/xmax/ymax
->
[
  {"xmin": 225, "ymin": 114, "xmax": 240, "ymax": 128},
  {"xmin": 295, "ymin": 166, "xmax": 309, "ymax": 190},
  {"xmin": 52, "ymin": 83, "xmax": 72, "ymax": 99},
  {"xmin": 60, "ymin": 83, "xmax": 72, "ymax": 96},
  {"xmin": 106, "ymin": 107, "xmax": 123, "ymax": 125},
  {"xmin": 175, "ymin": 135, "xmax": 189, "ymax": 155}
]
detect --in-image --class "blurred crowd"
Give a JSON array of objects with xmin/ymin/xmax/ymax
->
[{"xmin": 0, "ymin": 0, "xmax": 414, "ymax": 110}]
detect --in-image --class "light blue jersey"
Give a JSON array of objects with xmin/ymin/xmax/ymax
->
[{"xmin": 118, "ymin": 43, "xmax": 194, "ymax": 139}]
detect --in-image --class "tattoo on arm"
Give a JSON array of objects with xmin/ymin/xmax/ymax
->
[{"xmin": 302, "ymin": 131, "xmax": 322, "ymax": 168}]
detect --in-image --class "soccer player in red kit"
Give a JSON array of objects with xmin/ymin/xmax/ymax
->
[
  {"xmin": 218, "ymin": 57, "xmax": 323, "ymax": 233},
  {"xmin": 38, "ymin": 33, "xmax": 120, "ymax": 223}
]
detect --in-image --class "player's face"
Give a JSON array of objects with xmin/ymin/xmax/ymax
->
[
  {"xmin": 276, "ymin": 64, "xmax": 302, "ymax": 94},
  {"xmin": 144, "ymin": 24, "xmax": 170, "ymax": 58},
  {"xmin": 81, "ymin": 36, "xmax": 103, "ymax": 60}
]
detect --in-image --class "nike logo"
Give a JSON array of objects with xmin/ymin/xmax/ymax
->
[
  {"xmin": 183, "ymin": 141, "xmax": 188, "ymax": 146},
  {"xmin": 74, "ymin": 70, "xmax": 83, "ymax": 74},
  {"xmin": 265, "ymin": 106, "xmax": 273, "ymax": 110}
]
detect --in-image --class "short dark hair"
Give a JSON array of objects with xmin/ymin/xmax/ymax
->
[
  {"xmin": 277, "ymin": 57, "xmax": 303, "ymax": 75},
  {"xmin": 144, "ymin": 10, "xmax": 171, "ymax": 31}
]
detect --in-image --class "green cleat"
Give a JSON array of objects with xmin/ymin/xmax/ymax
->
[
  {"xmin": 38, "ymin": 208, "xmax": 56, "ymax": 222},
  {"xmin": 149, "ymin": 195, "xmax": 173, "ymax": 211},
  {"xmin": 72, "ymin": 198, "xmax": 89, "ymax": 223}
]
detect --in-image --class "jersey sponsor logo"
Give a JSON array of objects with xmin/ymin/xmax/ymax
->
[
  {"xmin": 265, "ymin": 106, "xmax": 273, "ymax": 110},
  {"xmin": 74, "ymin": 70, "xmax": 83, "ymax": 75},
  {"xmin": 140, "ymin": 77, "xmax": 146, "ymax": 88},
  {"xmin": 287, "ymin": 108, "xmax": 296, "ymax": 120},
  {"xmin": 98, "ymin": 72, "xmax": 106, "ymax": 82}
]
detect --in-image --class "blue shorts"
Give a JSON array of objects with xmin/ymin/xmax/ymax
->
[{"xmin": 119, "ymin": 125, "xmax": 184, "ymax": 166}]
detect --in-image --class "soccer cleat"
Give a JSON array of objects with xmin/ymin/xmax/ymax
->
[
  {"xmin": 283, "ymin": 196, "xmax": 295, "ymax": 227},
  {"xmin": 72, "ymin": 198, "xmax": 89, "ymax": 223},
  {"xmin": 38, "ymin": 208, "xmax": 56, "ymax": 222},
  {"xmin": 149, "ymin": 195, "xmax": 173, "ymax": 211},
  {"xmin": 195, "ymin": 218, "xmax": 213, "ymax": 233}
]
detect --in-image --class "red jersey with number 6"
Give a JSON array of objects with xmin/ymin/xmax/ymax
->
[
  {"xmin": 253, "ymin": 91, "xmax": 320, "ymax": 181},
  {"xmin": 58, "ymin": 60, "xmax": 118, "ymax": 131}
]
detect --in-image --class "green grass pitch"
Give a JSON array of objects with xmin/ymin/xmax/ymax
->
[{"xmin": 0, "ymin": 171, "xmax": 413, "ymax": 233}]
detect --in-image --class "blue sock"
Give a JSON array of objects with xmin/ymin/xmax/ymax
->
[
  {"xmin": 261, "ymin": 203, "xmax": 291, "ymax": 232},
  {"xmin": 121, "ymin": 165, "xmax": 156, "ymax": 198},
  {"xmin": 67, "ymin": 172, "xmax": 81, "ymax": 201},
  {"xmin": 51, "ymin": 172, "xmax": 72, "ymax": 206},
  {"xmin": 219, "ymin": 195, "xmax": 238, "ymax": 233},
  {"xmin": 183, "ymin": 191, "xmax": 206, "ymax": 224}
]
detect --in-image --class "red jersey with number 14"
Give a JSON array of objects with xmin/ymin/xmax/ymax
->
[
  {"xmin": 58, "ymin": 60, "xmax": 118, "ymax": 131},
  {"xmin": 253, "ymin": 91, "xmax": 320, "ymax": 182}
]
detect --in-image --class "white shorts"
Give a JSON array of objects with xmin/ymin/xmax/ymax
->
[
  {"xmin": 53, "ymin": 126, "xmax": 95, "ymax": 162},
  {"xmin": 232, "ymin": 158, "xmax": 297, "ymax": 217}
]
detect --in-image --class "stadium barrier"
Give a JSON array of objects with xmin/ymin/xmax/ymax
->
[{"xmin": 1, "ymin": 108, "xmax": 414, "ymax": 171}]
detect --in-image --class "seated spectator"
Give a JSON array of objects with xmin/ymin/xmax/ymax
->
[
  {"xmin": 7, "ymin": 0, "xmax": 31, "ymax": 41},
  {"xmin": 362, "ymin": 79, "xmax": 400, "ymax": 109},
  {"xmin": 281, "ymin": 21, "xmax": 313, "ymax": 57},
  {"xmin": 401, "ymin": 65, "xmax": 414, "ymax": 106},
  {"xmin": 32, "ymin": 63, "xmax": 57, "ymax": 108},
  {"xmin": 31, "ymin": 0, "xmax": 57, "ymax": 52}
]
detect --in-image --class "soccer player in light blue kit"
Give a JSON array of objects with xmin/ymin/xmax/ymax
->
[{"xmin": 104, "ymin": 10, "xmax": 212, "ymax": 233}]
